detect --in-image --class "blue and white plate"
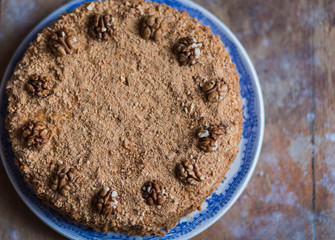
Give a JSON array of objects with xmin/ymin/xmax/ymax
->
[{"xmin": 0, "ymin": 0, "xmax": 264, "ymax": 239}]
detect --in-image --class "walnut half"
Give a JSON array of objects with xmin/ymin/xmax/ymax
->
[
  {"xmin": 89, "ymin": 14, "xmax": 115, "ymax": 41},
  {"xmin": 202, "ymin": 79, "xmax": 228, "ymax": 103},
  {"xmin": 198, "ymin": 125, "xmax": 226, "ymax": 152},
  {"xmin": 26, "ymin": 74, "xmax": 53, "ymax": 98},
  {"xmin": 142, "ymin": 180, "xmax": 166, "ymax": 206},
  {"xmin": 140, "ymin": 15, "xmax": 167, "ymax": 41},
  {"xmin": 50, "ymin": 30, "xmax": 78, "ymax": 56},
  {"xmin": 176, "ymin": 160, "xmax": 204, "ymax": 186},
  {"xmin": 174, "ymin": 37, "xmax": 202, "ymax": 66},
  {"xmin": 22, "ymin": 121, "xmax": 50, "ymax": 149},
  {"xmin": 95, "ymin": 187, "xmax": 118, "ymax": 215},
  {"xmin": 51, "ymin": 166, "xmax": 79, "ymax": 196}
]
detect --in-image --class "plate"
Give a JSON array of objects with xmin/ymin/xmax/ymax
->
[{"xmin": 0, "ymin": 0, "xmax": 264, "ymax": 239}]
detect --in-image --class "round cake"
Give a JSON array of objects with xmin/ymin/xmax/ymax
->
[{"xmin": 6, "ymin": 0, "xmax": 243, "ymax": 236}]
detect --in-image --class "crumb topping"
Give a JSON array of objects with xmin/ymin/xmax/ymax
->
[{"xmin": 6, "ymin": 0, "xmax": 243, "ymax": 236}]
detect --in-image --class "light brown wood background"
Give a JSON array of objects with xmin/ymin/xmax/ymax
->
[{"xmin": 0, "ymin": 0, "xmax": 334, "ymax": 239}]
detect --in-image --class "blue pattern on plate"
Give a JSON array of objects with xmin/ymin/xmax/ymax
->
[{"xmin": 0, "ymin": 0, "xmax": 264, "ymax": 239}]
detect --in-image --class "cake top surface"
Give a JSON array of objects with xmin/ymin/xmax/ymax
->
[{"xmin": 6, "ymin": 0, "xmax": 243, "ymax": 236}]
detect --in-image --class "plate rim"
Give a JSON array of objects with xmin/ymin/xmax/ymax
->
[{"xmin": 0, "ymin": 0, "xmax": 265, "ymax": 239}]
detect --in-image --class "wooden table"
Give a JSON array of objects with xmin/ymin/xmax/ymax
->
[{"xmin": 1, "ymin": 0, "xmax": 334, "ymax": 239}]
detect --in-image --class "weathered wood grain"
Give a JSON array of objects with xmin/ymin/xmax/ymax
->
[
  {"xmin": 0, "ymin": 0, "xmax": 334, "ymax": 239},
  {"xmin": 0, "ymin": 0, "xmax": 7, "ymax": 23},
  {"xmin": 193, "ymin": 0, "xmax": 315, "ymax": 239},
  {"xmin": 312, "ymin": 1, "xmax": 335, "ymax": 239}
]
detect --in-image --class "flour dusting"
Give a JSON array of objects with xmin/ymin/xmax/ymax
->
[
  {"xmin": 0, "ymin": 218, "xmax": 20, "ymax": 240},
  {"xmin": 325, "ymin": 133, "xmax": 335, "ymax": 142},
  {"xmin": 306, "ymin": 112, "xmax": 315, "ymax": 122},
  {"xmin": 287, "ymin": 133, "xmax": 312, "ymax": 176}
]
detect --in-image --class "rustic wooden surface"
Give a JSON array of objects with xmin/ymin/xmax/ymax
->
[{"xmin": 0, "ymin": 0, "xmax": 334, "ymax": 239}]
